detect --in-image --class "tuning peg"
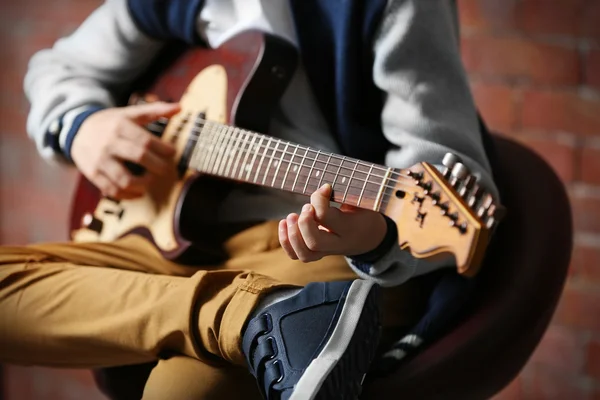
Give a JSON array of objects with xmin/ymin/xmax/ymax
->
[
  {"xmin": 467, "ymin": 186, "xmax": 484, "ymax": 208},
  {"xmin": 484, "ymin": 204, "xmax": 507, "ymax": 229},
  {"xmin": 82, "ymin": 213, "xmax": 103, "ymax": 233},
  {"xmin": 477, "ymin": 193, "xmax": 494, "ymax": 218},
  {"xmin": 442, "ymin": 153, "xmax": 462, "ymax": 179},
  {"xmin": 450, "ymin": 163, "xmax": 469, "ymax": 188},
  {"xmin": 459, "ymin": 175, "xmax": 477, "ymax": 198}
]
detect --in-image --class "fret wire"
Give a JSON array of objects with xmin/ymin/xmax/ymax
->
[
  {"xmin": 187, "ymin": 117, "xmax": 416, "ymax": 182},
  {"xmin": 221, "ymin": 170, "xmax": 413, "ymax": 200},
  {"xmin": 191, "ymin": 117, "xmax": 211, "ymax": 171},
  {"xmin": 212, "ymin": 123, "xmax": 229, "ymax": 175},
  {"xmin": 254, "ymin": 136, "xmax": 272, "ymax": 183},
  {"xmin": 317, "ymin": 153, "xmax": 332, "ymax": 189},
  {"xmin": 231, "ymin": 129, "xmax": 250, "ymax": 178},
  {"xmin": 188, "ymin": 121, "xmax": 414, "ymax": 186},
  {"xmin": 262, "ymin": 139, "xmax": 280, "ymax": 186},
  {"xmin": 219, "ymin": 127, "xmax": 238, "ymax": 176},
  {"xmin": 204, "ymin": 122, "xmax": 224, "ymax": 174},
  {"xmin": 185, "ymin": 116, "xmax": 419, "ymax": 192},
  {"xmin": 357, "ymin": 165, "xmax": 374, "ymax": 207},
  {"xmin": 330, "ymin": 156, "xmax": 345, "ymax": 196},
  {"xmin": 271, "ymin": 141, "xmax": 289, "ymax": 187},
  {"xmin": 374, "ymin": 167, "xmax": 393, "ymax": 211},
  {"xmin": 224, "ymin": 126, "xmax": 241, "ymax": 178},
  {"xmin": 281, "ymin": 145, "xmax": 299, "ymax": 190},
  {"xmin": 342, "ymin": 160, "xmax": 359, "ymax": 204},
  {"xmin": 190, "ymin": 128, "xmax": 414, "ymax": 199},
  {"xmin": 196, "ymin": 121, "xmax": 213, "ymax": 172},
  {"xmin": 216, "ymin": 125, "xmax": 234, "ymax": 177},
  {"xmin": 193, "ymin": 121, "xmax": 209, "ymax": 172},
  {"xmin": 291, "ymin": 147, "xmax": 309, "ymax": 193},
  {"xmin": 239, "ymin": 132, "xmax": 258, "ymax": 180},
  {"xmin": 251, "ymin": 143, "xmax": 409, "ymax": 184},
  {"xmin": 189, "ymin": 121, "xmax": 204, "ymax": 170},
  {"xmin": 303, "ymin": 149, "xmax": 321, "ymax": 194},
  {"xmin": 198, "ymin": 121, "xmax": 217, "ymax": 172},
  {"xmin": 246, "ymin": 135, "xmax": 264, "ymax": 181},
  {"xmin": 191, "ymin": 127, "xmax": 406, "ymax": 195}
]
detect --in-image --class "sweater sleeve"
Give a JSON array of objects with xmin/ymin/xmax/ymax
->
[
  {"xmin": 24, "ymin": 0, "xmax": 206, "ymax": 164},
  {"xmin": 346, "ymin": 0, "xmax": 499, "ymax": 286}
]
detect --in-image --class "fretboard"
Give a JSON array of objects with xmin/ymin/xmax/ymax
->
[{"xmin": 186, "ymin": 119, "xmax": 396, "ymax": 211}]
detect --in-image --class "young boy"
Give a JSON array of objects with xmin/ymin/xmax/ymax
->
[{"xmin": 1, "ymin": 0, "xmax": 499, "ymax": 398}]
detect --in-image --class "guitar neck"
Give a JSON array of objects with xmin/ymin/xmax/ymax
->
[{"xmin": 185, "ymin": 119, "xmax": 404, "ymax": 212}]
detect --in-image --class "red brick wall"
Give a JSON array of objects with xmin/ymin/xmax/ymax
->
[
  {"xmin": 460, "ymin": 0, "xmax": 600, "ymax": 398},
  {"xmin": 0, "ymin": 0, "xmax": 598, "ymax": 399}
]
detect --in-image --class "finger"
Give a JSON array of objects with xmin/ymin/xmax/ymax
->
[
  {"xmin": 278, "ymin": 219, "xmax": 298, "ymax": 260},
  {"xmin": 100, "ymin": 158, "xmax": 152, "ymax": 192},
  {"xmin": 121, "ymin": 101, "xmax": 181, "ymax": 125},
  {"xmin": 287, "ymin": 213, "xmax": 322, "ymax": 262},
  {"xmin": 92, "ymin": 170, "xmax": 144, "ymax": 200},
  {"xmin": 118, "ymin": 120, "xmax": 175, "ymax": 158},
  {"xmin": 109, "ymin": 135, "xmax": 173, "ymax": 176},
  {"xmin": 297, "ymin": 204, "xmax": 339, "ymax": 253},
  {"xmin": 310, "ymin": 184, "xmax": 343, "ymax": 231}
]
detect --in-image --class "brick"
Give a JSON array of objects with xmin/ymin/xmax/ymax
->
[
  {"xmin": 554, "ymin": 282, "xmax": 600, "ymax": 331},
  {"xmin": 457, "ymin": 0, "xmax": 517, "ymax": 32},
  {"xmin": 570, "ymin": 191, "xmax": 600, "ymax": 233},
  {"xmin": 0, "ymin": 104, "xmax": 28, "ymax": 136},
  {"xmin": 585, "ymin": 49, "xmax": 600, "ymax": 92},
  {"xmin": 571, "ymin": 244, "xmax": 600, "ymax": 284},
  {"xmin": 581, "ymin": 140, "xmax": 600, "ymax": 185},
  {"xmin": 521, "ymin": 89, "xmax": 600, "ymax": 137},
  {"xmin": 461, "ymin": 36, "xmax": 581, "ymax": 85},
  {"xmin": 0, "ymin": 66, "xmax": 27, "ymax": 102},
  {"xmin": 470, "ymin": 81, "xmax": 516, "ymax": 133},
  {"xmin": 529, "ymin": 325, "xmax": 586, "ymax": 373},
  {"xmin": 511, "ymin": 135, "xmax": 576, "ymax": 183},
  {"xmin": 530, "ymin": 365, "xmax": 591, "ymax": 400},
  {"xmin": 516, "ymin": 0, "xmax": 583, "ymax": 37}
]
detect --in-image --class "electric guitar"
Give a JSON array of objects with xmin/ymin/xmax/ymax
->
[{"xmin": 69, "ymin": 31, "xmax": 505, "ymax": 277}]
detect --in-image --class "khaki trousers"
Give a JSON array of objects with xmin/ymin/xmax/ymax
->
[{"xmin": 0, "ymin": 221, "xmax": 427, "ymax": 399}]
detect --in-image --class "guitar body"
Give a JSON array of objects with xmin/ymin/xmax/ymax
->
[{"xmin": 70, "ymin": 32, "xmax": 298, "ymax": 264}]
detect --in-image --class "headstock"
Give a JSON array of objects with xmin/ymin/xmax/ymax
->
[{"xmin": 382, "ymin": 154, "xmax": 505, "ymax": 277}]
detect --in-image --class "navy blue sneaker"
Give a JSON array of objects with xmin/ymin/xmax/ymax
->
[{"xmin": 242, "ymin": 279, "xmax": 382, "ymax": 400}]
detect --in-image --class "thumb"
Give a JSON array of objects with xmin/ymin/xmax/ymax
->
[
  {"xmin": 310, "ymin": 184, "xmax": 343, "ymax": 230},
  {"xmin": 123, "ymin": 102, "xmax": 181, "ymax": 125}
]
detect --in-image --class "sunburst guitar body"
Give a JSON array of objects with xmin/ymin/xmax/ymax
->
[{"xmin": 70, "ymin": 31, "xmax": 505, "ymax": 275}]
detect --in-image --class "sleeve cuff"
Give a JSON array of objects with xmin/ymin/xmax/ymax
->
[{"xmin": 45, "ymin": 105, "xmax": 105, "ymax": 162}]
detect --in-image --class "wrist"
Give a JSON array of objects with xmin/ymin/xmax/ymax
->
[
  {"xmin": 64, "ymin": 106, "xmax": 106, "ymax": 162},
  {"xmin": 350, "ymin": 214, "xmax": 398, "ymax": 263}
]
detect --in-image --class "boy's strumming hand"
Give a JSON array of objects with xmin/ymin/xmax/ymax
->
[{"xmin": 71, "ymin": 102, "xmax": 180, "ymax": 199}]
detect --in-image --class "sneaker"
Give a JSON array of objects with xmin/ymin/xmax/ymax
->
[{"xmin": 242, "ymin": 279, "xmax": 382, "ymax": 400}]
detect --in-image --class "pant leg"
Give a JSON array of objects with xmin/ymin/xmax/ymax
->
[
  {"xmin": 0, "ymin": 233, "xmax": 290, "ymax": 368},
  {"xmin": 0, "ymin": 221, "xmax": 426, "ymax": 370},
  {"xmin": 142, "ymin": 356, "xmax": 261, "ymax": 400}
]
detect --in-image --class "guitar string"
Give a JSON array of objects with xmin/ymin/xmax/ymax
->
[
  {"xmin": 189, "ymin": 120, "xmax": 414, "ymax": 183},
  {"xmin": 183, "ymin": 120, "xmax": 425, "ymax": 194},
  {"xmin": 187, "ymin": 121, "xmax": 413, "ymax": 197},
  {"xmin": 194, "ymin": 119, "xmax": 401, "ymax": 208},
  {"xmin": 180, "ymin": 116, "xmax": 418, "ymax": 183}
]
